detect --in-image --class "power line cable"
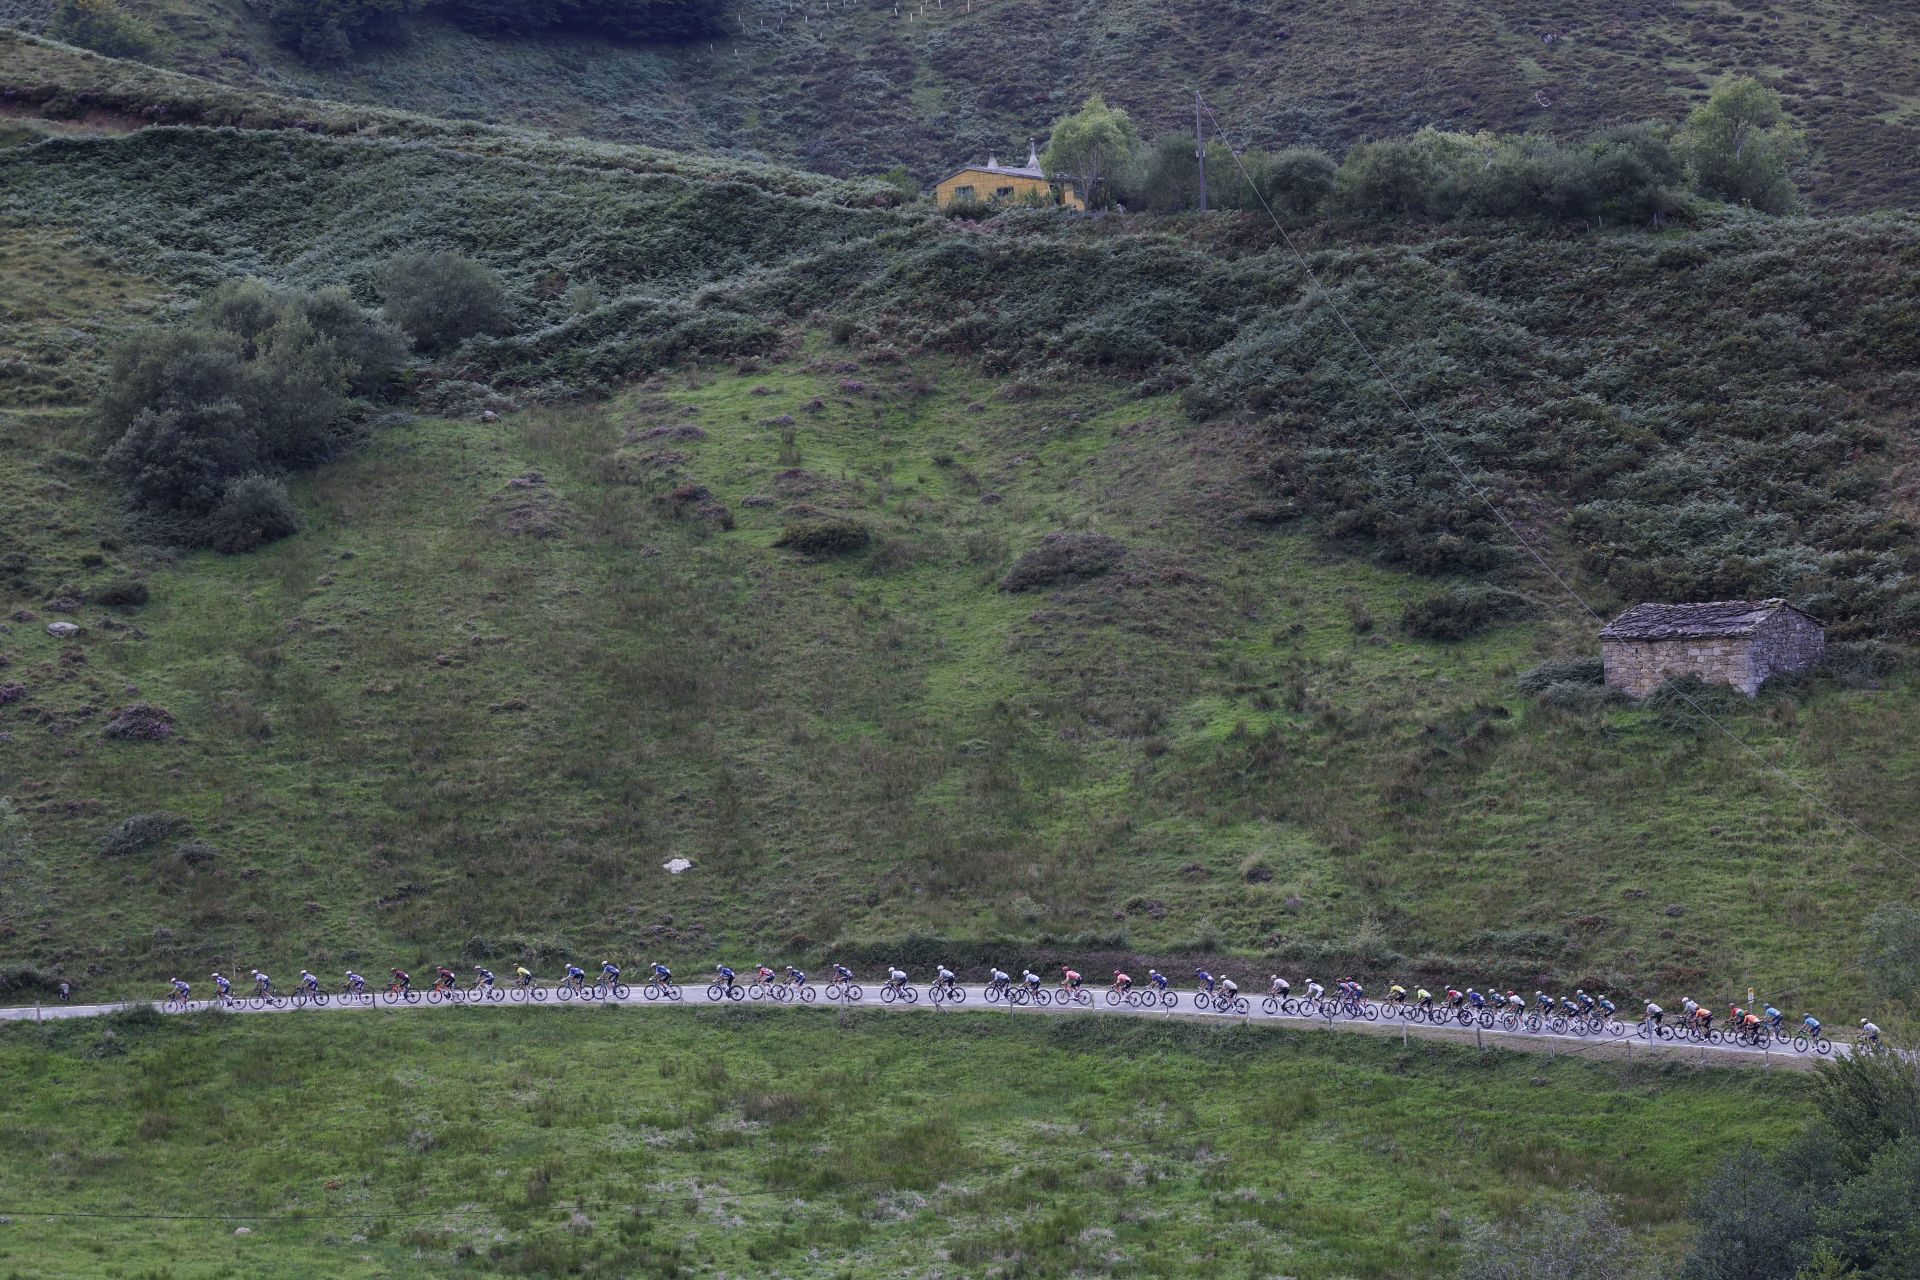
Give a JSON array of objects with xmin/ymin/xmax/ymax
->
[{"xmin": 1194, "ymin": 93, "xmax": 1919, "ymax": 881}]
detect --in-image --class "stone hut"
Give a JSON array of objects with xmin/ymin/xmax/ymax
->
[{"xmin": 1599, "ymin": 599, "xmax": 1824, "ymax": 697}]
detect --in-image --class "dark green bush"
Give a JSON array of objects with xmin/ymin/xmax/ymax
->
[
  {"xmin": 96, "ymin": 280, "xmax": 397, "ymax": 537},
  {"xmin": 93, "ymin": 579, "xmax": 149, "ymax": 609},
  {"xmin": 205, "ymin": 476, "xmax": 302, "ymax": 554},
  {"xmin": 379, "ymin": 252, "xmax": 513, "ymax": 353},
  {"xmin": 1400, "ymin": 585, "xmax": 1531, "ymax": 640},
  {"xmin": 773, "ymin": 517, "xmax": 871, "ymax": 556},
  {"xmin": 50, "ymin": 0, "xmax": 156, "ymax": 59},
  {"xmin": 1539, "ymin": 682, "xmax": 1625, "ymax": 712},
  {"xmin": 999, "ymin": 532, "xmax": 1128, "ymax": 592},
  {"xmin": 98, "ymin": 812, "xmax": 189, "ymax": 858},
  {"xmin": 1515, "ymin": 655, "xmax": 1605, "ymax": 694}
]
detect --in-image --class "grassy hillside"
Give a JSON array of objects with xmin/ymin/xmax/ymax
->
[
  {"xmin": 7, "ymin": 0, "xmax": 1920, "ymax": 210},
  {"xmin": 0, "ymin": 1006, "xmax": 1810, "ymax": 1277},
  {"xmin": 0, "ymin": 36, "xmax": 1917, "ymax": 1026}
]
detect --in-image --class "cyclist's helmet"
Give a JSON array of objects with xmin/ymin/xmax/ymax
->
[{"xmin": 1861, "ymin": 1019, "xmax": 1870, "ymax": 1027}]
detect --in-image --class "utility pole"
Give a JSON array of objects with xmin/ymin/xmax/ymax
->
[{"xmin": 1195, "ymin": 90, "xmax": 1208, "ymax": 212}]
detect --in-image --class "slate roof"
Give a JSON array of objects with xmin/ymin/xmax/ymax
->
[{"xmin": 1599, "ymin": 599, "xmax": 1821, "ymax": 641}]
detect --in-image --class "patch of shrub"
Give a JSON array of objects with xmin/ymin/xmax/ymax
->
[
  {"xmin": 1817, "ymin": 640, "xmax": 1904, "ymax": 688},
  {"xmin": 98, "ymin": 812, "xmax": 189, "ymax": 857},
  {"xmin": 1400, "ymin": 585, "xmax": 1531, "ymax": 641},
  {"xmin": 102, "ymin": 702, "xmax": 177, "ymax": 742},
  {"xmin": 50, "ymin": 0, "xmax": 157, "ymax": 59},
  {"xmin": 379, "ymin": 252, "xmax": 513, "ymax": 353},
  {"xmin": 92, "ymin": 579, "xmax": 149, "ymax": 609},
  {"xmin": 172, "ymin": 839, "xmax": 218, "ymax": 868},
  {"xmin": 1539, "ymin": 681, "xmax": 1626, "ymax": 712},
  {"xmin": 999, "ymin": 532, "xmax": 1128, "ymax": 592},
  {"xmin": 773, "ymin": 517, "xmax": 871, "ymax": 556},
  {"xmin": 1516, "ymin": 655, "xmax": 1605, "ymax": 695},
  {"xmin": 205, "ymin": 476, "xmax": 302, "ymax": 555},
  {"xmin": 96, "ymin": 280, "xmax": 400, "ymax": 544}
]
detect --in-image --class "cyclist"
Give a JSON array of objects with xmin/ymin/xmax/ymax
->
[
  {"xmin": 935, "ymin": 964, "xmax": 957, "ymax": 992},
  {"xmin": 250, "ymin": 969, "xmax": 272, "ymax": 996},
  {"xmin": 1561, "ymin": 995, "xmax": 1582, "ymax": 1018},
  {"xmin": 1112, "ymin": 970, "xmax": 1133, "ymax": 993},
  {"xmin": 1860, "ymin": 1020, "xmax": 1881, "ymax": 1046},
  {"xmin": 474, "ymin": 966, "xmax": 495, "ymax": 993},
  {"xmin": 1022, "ymin": 968, "xmax": 1043, "ymax": 993},
  {"xmin": 1505, "ymin": 991, "xmax": 1525, "ymax": 1015},
  {"xmin": 1739, "ymin": 1008, "xmax": 1764, "ymax": 1039},
  {"xmin": 57, "ymin": 981, "xmax": 71, "ymax": 1002},
  {"xmin": 389, "ymin": 968, "xmax": 411, "ymax": 994},
  {"xmin": 754, "ymin": 963, "xmax": 776, "ymax": 986},
  {"xmin": 513, "ymin": 965, "xmax": 533, "ymax": 990},
  {"xmin": 1446, "ymin": 987, "xmax": 1465, "ymax": 1010},
  {"xmin": 1220, "ymin": 975, "xmax": 1239, "ymax": 1001},
  {"xmin": 1644, "ymin": 1000, "xmax": 1664, "ymax": 1028},
  {"xmin": 1414, "ymin": 986, "xmax": 1433, "ymax": 1010},
  {"xmin": 1596, "ymin": 994, "xmax": 1617, "ymax": 1018},
  {"xmin": 1574, "ymin": 989, "xmax": 1595, "ymax": 1013},
  {"xmin": 1680, "ymin": 996, "xmax": 1699, "ymax": 1022},
  {"xmin": 1385, "ymin": 982, "xmax": 1406, "ymax": 1005},
  {"xmin": 1466, "ymin": 988, "xmax": 1486, "ymax": 1010},
  {"xmin": 601, "ymin": 961, "xmax": 622, "ymax": 985},
  {"xmin": 785, "ymin": 965, "xmax": 808, "ymax": 989},
  {"xmin": 715, "ymin": 963, "xmax": 737, "ymax": 992},
  {"xmin": 564, "ymin": 963, "xmax": 588, "ymax": 991},
  {"xmin": 168, "ymin": 977, "xmax": 191, "ymax": 1002},
  {"xmin": 1764, "ymin": 1005, "xmax": 1784, "ymax": 1033},
  {"xmin": 1534, "ymin": 990, "xmax": 1553, "ymax": 1014},
  {"xmin": 886, "ymin": 965, "xmax": 908, "ymax": 991},
  {"xmin": 1148, "ymin": 969, "xmax": 1170, "ymax": 992},
  {"xmin": 1195, "ymin": 969, "xmax": 1217, "ymax": 994},
  {"xmin": 1061, "ymin": 966, "xmax": 1083, "ymax": 991},
  {"xmin": 651, "ymin": 962, "xmax": 673, "ymax": 984},
  {"xmin": 1692, "ymin": 1005, "xmax": 1714, "ymax": 1033},
  {"xmin": 1802, "ymin": 1014, "xmax": 1823, "ymax": 1040},
  {"xmin": 830, "ymin": 963, "xmax": 854, "ymax": 986},
  {"xmin": 1347, "ymin": 980, "xmax": 1365, "ymax": 1004},
  {"xmin": 299, "ymin": 969, "xmax": 320, "ymax": 995},
  {"xmin": 1729, "ymin": 1003, "xmax": 1746, "ymax": 1026},
  {"xmin": 989, "ymin": 967, "xmax": 1011, "ymax": 992},
  {"xmin": 1270, "ymin": 975, "xmax": 1292, "ymax": 998},
  {"xmin": 213, "ymin": 972, "xmax": 232, "ymax": 1001},
  {"xmin": 434, "ymin": 965, "xmax": 458, "ymax": 993},
  {"xmin": 345, "ymin": 970, "xmax": 367, "ymax": 995}
]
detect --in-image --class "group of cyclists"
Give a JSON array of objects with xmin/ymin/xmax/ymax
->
[{"xmin": 157, "ymin": 962, "xmax": 1885, "ymax": 1051}]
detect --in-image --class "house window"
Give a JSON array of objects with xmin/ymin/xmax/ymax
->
[
  {"xmin": 995, "ymin": 186, "xmax": 1015, "ymax": 199},
  {"xmin": 952, "ymin": 185, "xmax": 975, "ymax": 201}
]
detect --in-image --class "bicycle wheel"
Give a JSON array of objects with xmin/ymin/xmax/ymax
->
[
  {"xmin": 1815, "ymin": 1037, "xmax": 1832, "ymax": 1055},
  {"xmin": 927, "ymin": 986, "xmax": 944, "ymax": 1005},
  {"xmin": 984, "ymin": 985, "xmax": 1002, "ymax": 1004},
  {"xmin": 879, "ymin": 985, "xmax": 896, "ymax": 1004},
  {"xmin": 748, "ymin": 984, "xmax": 767, "ymax": 1001},
  {"xmin": 311, "ymin": 991, "xmax": 330, "ymax": 1008},
  {"xmin": 1106, "ymin": 990, "xmax": 1123, "ymax": 1007},
  {"xmin": 556, "ymin": 984, "xmax": 575, "ymax": 1003},
  {"xmin": 1362, "ymin": 1002, "xmax": 1379, "ymax": 1022},
  {"xmin": 799, "ymin": 985, "xmax": 816, "ymax": 1004},
  {"xmin": 612, "ymin": 983, "xmax": 630, "ymax": 1000},
  {"xmin": 1261, "ymin": 996, "xmax": 1279, "ymax": 1016},
  {"xmin": 948, "ymin": 986, "xmax": 966, "ymax": 1005},
  {"xmin": 844, "ymin": 984, "xmax": 861, "ymax": 1002},
  {"xmin": 903, "ymin": 986, "xmax": 919, "ymax": 1004},
  {"xmin": 487, "ymin": 986, "xmax": 505, "ymax": 1003},
  {"xmin": 1032, "ymin": 988, "xmax": 1051, "ymax": 1007},
  {"xmin": 705, "ymin": 983, "xmax": 725, "ymax": 1002}
]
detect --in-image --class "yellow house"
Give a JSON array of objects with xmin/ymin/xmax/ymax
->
[{"xmin": 933, "ymin": 140, "xmax": 1084, "ymax": 211}]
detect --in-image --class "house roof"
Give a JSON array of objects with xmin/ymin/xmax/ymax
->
[
  {"xmin": 944, "ymin": 139, "xmax": 1069, "ymax": 187},
  {"xmin": 1599, "ymin": 598, "xmax": 1821, "ymax": 641}
]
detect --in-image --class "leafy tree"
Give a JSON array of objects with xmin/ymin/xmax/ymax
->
[
  {"xmin": 1807, "ymin": 1138, "xmax": 1920, "ymax": 1278},
  {"xmin": 1133, "ymin": 133, "xmax": 1199, "ymax": 213},
  {"xmin": 379, "ymin": 252, "xmax": 513, "ymax": 352},
  {"xmin": 267, "ymin": 0, "xmax": 420, "ymax": 64},
  {"xmin": 50, "ymin": 0, "xmax": 156, "ymax": 59},
  {"xmin": 104, "ymin": 402, "xmax": 259, "ymax": 515},
  {"xmin": 1860, "ymin": 905, "xmax": 1920, "ymax": 1006},
  {"xmin": 1587, "ymin": 122, "xmax": 1687, "ymax": 224},
  {"xmin": 1042, "ymin": 95, "xmax": 1143, "ymax": 211},
  {"xmin": 206, "ymin": 476, "xmax": 302, "ymax": 555},
  {"xmin": 1680, "ymin": 1147, "xmax": 1810, "ymax": 1280},
  {"xmin": 1335, "ymin": 135, "xmax": 1446, "ymax": 217},
  {"xmin": 1678, "ymin": 76, "xmax": 1804, "ymax": 214},
  {"xmin": 1264, "ymin": 146, "xmax": 1337, "ymax": 217}
]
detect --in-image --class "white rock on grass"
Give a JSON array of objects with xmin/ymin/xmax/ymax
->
[
  {"xmin": 46, "ymin": 622, "xmax": 79, "ymax": 638},
  {"xmin": 663, "ymin": 858, "xmax": 693, "ymax": 875}
]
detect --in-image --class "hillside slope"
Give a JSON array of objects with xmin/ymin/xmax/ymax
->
[
  {"xmin": 8, "ymin": 0, "xmax": 1920, "ymax": 209},
  {"xmin": 2, "ymin": 70, "xmax": 1919, "ymax": 1014}
]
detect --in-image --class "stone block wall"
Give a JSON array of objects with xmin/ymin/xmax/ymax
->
[
  {"xmin": 1604, "ymin": 637, "xmax": 1758, "ymax": 697},
  {"xmin": 1751, "ymin": 609, "xmax": 1825, "ymax": 685},
  {"xmin": 1602, "ymin": 611, "xmax": 1824, "ymax": 698}
]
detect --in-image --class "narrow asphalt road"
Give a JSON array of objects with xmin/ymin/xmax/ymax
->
[{"xmin": 0, "ymin": 983, "xmax": 1853, "ymax": 1070}]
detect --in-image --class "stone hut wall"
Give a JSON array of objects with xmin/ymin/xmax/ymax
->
[
  {"xmin": 1751, "ymin": 609, "xmax": 1825, "ymax": 685},
  {"xmin": 1603, "ymin": 636, "xmax": 1759, "ymax": 697},
  {"xmin": 1602, "ymin": 609, "xmax": 1825, "ymax": 698}
]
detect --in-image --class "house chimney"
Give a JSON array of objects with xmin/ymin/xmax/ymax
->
[{"xmin": 1026, "ymin": 138, "xmax": 1041, "ymax": 169}]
